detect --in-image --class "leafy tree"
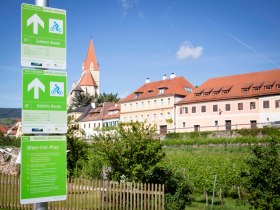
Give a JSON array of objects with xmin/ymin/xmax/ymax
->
[
  {"xmin": 92, "ymin": 122, "xmax": 165, "ymax": 182},
  {"xmin": 242, "ymin": 139, "xmax": 280, "ymax": 209},
  {"xmin": 96, "ymin": 92, "xmax": 120, "ymax": 105},
  {"xmin": 67, "ymin": 128, "xmax": 89, "ymax": 177},
  {"xmin": 71, "ymin": 92, "xmax": 97, "ymax": 108}
]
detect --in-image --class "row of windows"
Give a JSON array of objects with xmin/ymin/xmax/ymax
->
[
  {"xmin": 124, "ymin": 98, "xmax": 171, "ymax": 110},
  {"xmin": 180, "ymin": 100, "xmax": 280, "ymax": 114},
  {"xmin": 181, "ymin": 120, "xmax": 257, "ymax": 130},
  {"xmin": 83, "ymin": 121, "xmax": 118, "ymax": 129},
  {"xmin": 123, "ymin": 112, "xmax": 171, "ymax": 122}
]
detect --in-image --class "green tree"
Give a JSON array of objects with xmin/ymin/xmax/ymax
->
[
  {"xmin": 93, "ymin": 122, "xmax": 165, "ymax": 182},
  {"xmin": 71, "ymin": 92, "xmax": 97, "ymax": 108},
  {"xmin": 242, "ymin": 139, "xmax": 280, "ymax": 210},
  {"xmin": 96, "ymin": 92, "xmax": 120, "ymax": 105},
  {"xmin": 67, "ymin": 128, "xmax": 90, "ymax": 177}
]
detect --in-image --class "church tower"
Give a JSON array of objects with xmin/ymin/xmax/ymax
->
[
  {"xmin": 68, "ymin": 38, "xmax": 100, "ymax": 107},
  {"xmin": 79, "ymin": 37, "xmax": 100, "ymax": 95}
]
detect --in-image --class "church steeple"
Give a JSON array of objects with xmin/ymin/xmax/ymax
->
[{"xmin": 83, "ymin": 37, "xmax": 99, "ymax": 72}]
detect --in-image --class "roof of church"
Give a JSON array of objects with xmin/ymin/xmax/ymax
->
[
  {"xmin": 79, "ymin": 71, "xmax": 97, "ymax": 87},
  {"xmin": 83, "ymin": 38, "xmax": 99, "ymax": 71},
  {"xmin": 177, "ymin": 68, "xmax": 280, "ymax": 105}
]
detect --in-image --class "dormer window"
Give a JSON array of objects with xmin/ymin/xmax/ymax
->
[
  {"xmin": 185, "ymin": 87, "xmax": 192, "ymax": 92},
  {"xmin": 252, "ymin": 87, "xmax": 260, "ymax": 91},
  {"xmin": 195, "ymin": 93, "xmax": 201, "ymax": 97},
  {"xmin": 264, "ymin": 85, "xmax": 272, "ymax": 90},
  {"xmin": 194, "ymin": 89, "xmax": 203, "ymax": 97},
  {"xmin": 134, "ymin": 91, "xmax": 143, "ymax": 98},
  {"xmin": 241, "ymin": 88, "xmax": 249, "ymax": 93},
  {"xmin": 148, "ymin": 90, "xmax": 153, "ymax": 94},
  {"xmin": 203, "ymin": 93, "xmax": 209, "ymax": 96},
  {"xmin": 212, "ymin": 92, "xmax": 219, "ymax": 96},
  {"xmin": 277, "ymin": 84, "xmax": 280, "ymax": 90},
  {"xmin": 222, "ymin": 90, "xmax": 229, "ymax": 94},
  {"xmin": 158, "ymin": 88, "xmax": 165, "ymax": 94},
  {"xmin": 263, "ymin": 81, "xmax": 275, "ymax": 90}
]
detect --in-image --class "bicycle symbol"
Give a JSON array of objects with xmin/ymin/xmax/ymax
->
[
  {"xmin": 50, "ymin": 21, "xmax": 62, "ymax": 33},
  {"xmin": 51, "ymin": 84, "xmax": 63, "ymax": 95}
]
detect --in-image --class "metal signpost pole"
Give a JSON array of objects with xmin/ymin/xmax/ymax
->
[{"xmin": 34, "ymin": 1, "xmax": 48, "ymax": 210}]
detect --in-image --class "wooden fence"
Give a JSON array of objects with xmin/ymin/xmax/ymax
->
[{"xmin": 0, "ymin": 174, "xmax": 164, "ymax": 210}]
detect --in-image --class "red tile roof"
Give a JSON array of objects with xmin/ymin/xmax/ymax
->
[
  {"xmin": 79, "ymin": 71, "xmax": 97, "ymax": 86},
  {"xmin": 0, "ymin": 124, "xmax": 6, "ymax": 134},
  {"xmin": 81, "ymin": 102, "xmax": 115, "ymax": 122},
  {"xmin": 103, "ymin": 104, "xmax": 120, "ymax": 120},
  {"xmin": 177, "ymin": 69, "xmax": 280, "ymax": 105},
  {"xmin": 121, "ymin": 76, "xmax": 194, "ymax": 102},
  {"xmin": 83, "ymin": 38, "xmax": 99, "ymax": 71}
]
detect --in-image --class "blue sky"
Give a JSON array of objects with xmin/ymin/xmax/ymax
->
[{"xmin": 0, "ymin": 0, "xmax": 279, "ymax": 108}]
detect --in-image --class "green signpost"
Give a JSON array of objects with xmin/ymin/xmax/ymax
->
[
  {"xmin": 20, "ymin": 136, "xmax": 67, "ymax": 204},
  {"xmin": 22, "ymin": 69, "xmax": 67, "ymax": 134},
  {"xmin": 21, "ymin": 3, "xmax": 66, "ymax": 70}
]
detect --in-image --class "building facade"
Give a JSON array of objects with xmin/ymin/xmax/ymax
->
[
  {"xmin": 120, "ymin": 74, "xmax": 194, "ymax": 134},
  {"xmin": 176, "ymin": 69, "xmax": 280, "ymax": 132}
]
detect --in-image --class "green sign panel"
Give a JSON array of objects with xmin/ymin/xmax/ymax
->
[
  {"xmin": 22, "ymin": 69, "xmax": 67, "ymax": 134},
  {"xmin": 21, "ymin": 3, "xmax": 66, "ymax": 70},
  {"xmin": 20, "ymin": 136, "xmax": 67, "ymax": 204}
]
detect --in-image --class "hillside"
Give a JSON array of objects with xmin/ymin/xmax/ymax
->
[{"xmin": 0, "ymin": 108, "xmax": 21, "ymax": 119}]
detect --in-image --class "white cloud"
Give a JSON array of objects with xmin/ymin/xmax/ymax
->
[
  {"xmin": 121, "ymin": 0, "xmax": 138, "ymax": 16},
  {"xmin": 176, "ymin": 42, "xmax": 203, "ymax": 60}
]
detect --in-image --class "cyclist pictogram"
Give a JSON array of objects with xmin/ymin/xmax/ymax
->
[
  {"xmin": 50, "ymin": 82, "xmax": 64, "ymax": 96},
  {"xmin": 49, "ymin": 19, "xmax": 63, "ymax": 34}
]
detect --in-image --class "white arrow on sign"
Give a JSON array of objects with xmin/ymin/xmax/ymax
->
[
  {"xmin": 28, "ymin": 78, "xmax": 45, "ymax": 99},
  {"xmin": 27, "ymin": 13, "xmax": 44, "ymax": 34}
]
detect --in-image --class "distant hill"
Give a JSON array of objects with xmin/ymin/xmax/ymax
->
[{"xmin": 0, "ymin": 108, "xmax": 21, "ymax": 119}]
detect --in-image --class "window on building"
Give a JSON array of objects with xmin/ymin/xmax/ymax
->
[
  {"xmin": 166, "ymin": 112, "xmax": 171, "ymax": 119},
  {"xmin": 250, "ymin": 102, "xmax": 256, "ymax": 110},
  {"xmin": 84, "ymin": 124, "xmax": 86, "ymax": 129},
  {"xmin": 213, "ymin": 105, "xmax": 218, "ymax": 112},
  {"xmin": 182, "ymin": 107, "xmax": 188, "ymax": 114},
  {"xmin": 154, "ymin": 100, "xmax": 157, "ymax": 107},
  {"xmin": 263, "ymin": 100, "xmax": 270, "ymax": 109},
  {"xmin": 194, "ymin": 125, "xmax": 200, "ymax": 131},
  {"xmin": 275, "ymin": 100, "xmax": 280, "ymax": 108},
  {"xmin": 160, "ymin": 99, "xmax": 164, "ymax": 106},
  {"xmin": 264, "ymin": 85, "xmax": 272, "ymax": 90},
  {"xmin": 201, "ymin": 106, "xmax": 206, "ymax": 112},
  {"xmin": 238, "ymin": 103, "xmax": 243, "ymax": 110},
  {"xmin": 160, "ymin": 113, "xmax": 164, "ymax": 120},
  {"xmin": 225, "ymin": 104, "xmax": 231, "ymax": 111},
  {"xmin": 277, "ymin": 84, "xmax": 280, "ymax": 90},
  {"xmin": 167, "ymin": 98, "xmax": 171, "ymax": 105},
  {"xmin": 129, "ymin": 103, "xmax": 132, "ymax": 109},
  {"xmin": 192, "ymin": 106, "xmax": 196, "ymax": 113},
  {"xmin": 146, "ymin": 114, "xmax": 150, "ymax": 121},
  {"xmin": 135, "ymin": 103, "xmax": 138, "ymax": 108},
  {"xmin": 153, "ymin": 114, "xmax": 157, "ymax": 121},
  {"xmin": 141, "ymin": 101, "xmax": 144, "ymax": 107},
  {"xmin": 158, "ymin": 88, "xmax": 165, "ymax": 94},
  {"xmin": 183, "ymin": 122, "xmax": 186, "ymax": 128},
  {"xmin": 140, "ymin": 115, "xmax": 144, "ymax": 122},
  {"xmin": 215, "ymin": 121, "xmax": 218, "ymax": 127},
  {"xmin": 89, "ymin": 123, "xmax": 90, "ymax": 128},
  {"xmin": 147, "ymin": 101, "xmax": 150, "ymax": 107}
]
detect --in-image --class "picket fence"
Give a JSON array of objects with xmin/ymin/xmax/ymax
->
[{"xmin": 0, "ymin": 174, "xmax": 164, "ymax": 210}]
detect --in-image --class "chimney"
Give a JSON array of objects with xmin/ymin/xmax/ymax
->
[
  {"xmin": 170, "ymin": 72, "xmax": 176, "ymax": 79},
  {"xmin": 146, "ymin": 78, "xmax": 150, "ymax": 83},
  {"xmin": 91, "ymin": 103, "xmax": 96, "ymax": 109},
  {"xmin": 163, "ymin": 74, "xmax": 167, "ymax": 80}
]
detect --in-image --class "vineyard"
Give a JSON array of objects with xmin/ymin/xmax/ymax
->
[{"xmin": 162, "ymin": 146, "xmax": 250, "ymax": 197}]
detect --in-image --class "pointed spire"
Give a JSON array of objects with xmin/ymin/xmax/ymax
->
[{"xmin": 83, "ymin": 37, "xmax": 99, "ymax": 71}]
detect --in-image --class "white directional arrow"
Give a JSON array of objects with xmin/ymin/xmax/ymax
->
[
  {"xmin": 28, "ymin": 78, "xmax": 45, "ymax": 99},
  {"xmin": 27, "ymin": 13, "xmax": 44, "ymax": 34}
]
